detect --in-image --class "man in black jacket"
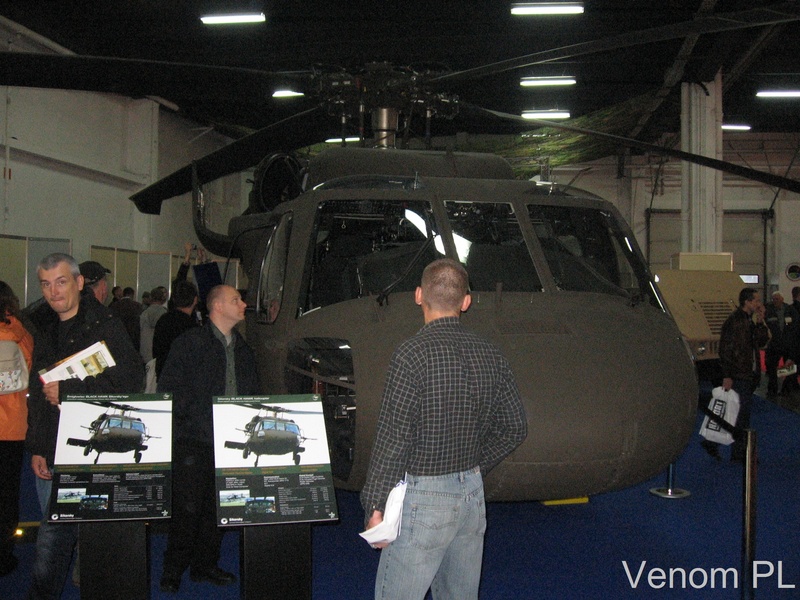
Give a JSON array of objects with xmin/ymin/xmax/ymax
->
[
  {"xmin": 26, "ymin": 253, "xmax": 144, "ymax": 599},
  {"xmin": 702, "ymin": 287, "xmax": 769, "ymax": 463},
  {"xmin": 157, "ymin": 284, "xmax": 260, "ymax": 593},
  {"xmin": 152, "ymin": 280, "xmax": 199, "ymax": 380},
  {"xmin": 764, "ymin": 291, "xmax": 800, "ymax": 398}
]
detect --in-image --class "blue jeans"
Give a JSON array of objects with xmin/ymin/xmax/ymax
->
[
  {"xmin": 28, "ymin": 477, "xmax": 78, "ymax": 600},
  {"xmin": 375, "ymin": 467, "xmax": 486, "ymax": 600}
]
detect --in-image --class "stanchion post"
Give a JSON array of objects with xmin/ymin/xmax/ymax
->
[
  {"xmin": 649, "ymin": 461, "xmax": 691, "ymax": 499},
  {"xmin": 741, "ymin": 429, "xmax": 757, "ymax": 600}
]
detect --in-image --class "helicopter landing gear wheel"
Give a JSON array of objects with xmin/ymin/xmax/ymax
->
[
  {"xmin": 93, "ymin": 453, "xmax": 100, "ymax": 465},
  {"xmin": 293, "ymin": 452, "xmax": 301, "ymax": 466},
  {"xmin": 243, "ymin": 447, "xmax": 250, "ymax": 460},
  {"xmin": 134, "ymin": 451, "xmax": 142, "ymax": 463},
  {"xmin": 83, "ymin": 444, "xmax": 92, "ymax": 457}
]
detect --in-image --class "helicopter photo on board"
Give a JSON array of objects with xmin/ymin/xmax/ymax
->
[
  {"xmin": 55, "ymin": 395, "xmax": 173, "ymax": 466},
  {"xmin": 213, "ymin": 395, "xmax": 330, "ymax": 469},
  {"xmin": 49, "ymin": 394, "xmax": 173, "ymax": 523},
  {"xmin": 213, "ymin": 394, "xmax": 338, "ymax": 526}
]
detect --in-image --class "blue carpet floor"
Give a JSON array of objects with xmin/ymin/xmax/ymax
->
[{"xmin": 2, "ymin": 394, "xmax": 799, "ymax": 599}]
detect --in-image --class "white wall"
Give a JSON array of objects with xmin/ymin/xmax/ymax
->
[{"xmin": 0, "ymin": 85, "xmax": 239, "ymax": 264}]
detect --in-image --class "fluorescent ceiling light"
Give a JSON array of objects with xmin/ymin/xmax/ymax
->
[
  {"xmin": 272, "ymin": 90, "xmax": 304, "ymax": 98},
  {"xmin": 522, "ymin": 110, "xmax": 571, "ymax": 120},
  {"xmin": 200, "ymin": 13, "xmax": 266, "ymax": 25},
  {"xmin": 520, "ymin": 76, "xmax": 576, "ymax": 87},
  {"xmin": 511, "ymin": 3, "xmax": 584, "ymax": 15},
  {"xmin": 721, "ymin": 124, "xmax": 751, "ymax": 131},
  {"xmin": 756, "ymin": 90, "xmax": 800, "ymax": 98},
  {"xmin": 325, "ymin": 137, "xmax": 360, "ymax": 143}
]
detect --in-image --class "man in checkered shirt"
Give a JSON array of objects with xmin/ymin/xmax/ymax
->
[{"xmin": 362, "ymin": 258, "xmax": 527, "ymax": 600}]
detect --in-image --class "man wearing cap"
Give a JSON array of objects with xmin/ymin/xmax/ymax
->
[
  {"xmin": 78, "ymin": 260, "xmax": 111, "ymax": 305},
  {"xmin": 26, "ymin": 253, "xmax": 144, "ymax": 599}
]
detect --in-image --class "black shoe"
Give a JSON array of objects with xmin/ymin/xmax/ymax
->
[
  {"xmin": 159, "ymin": 571, "xmax": 182, "ymax": 593},
  {"xmin": 701, "ymin": 440, "xmax": 721, "ymax": 461},
  {"xmin": 190, "ymin": 566, "xmax": 236, "ymax": 586}
]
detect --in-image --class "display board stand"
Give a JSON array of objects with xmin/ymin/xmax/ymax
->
[
  {"xmin": 79, "ymin": 521, "xmax": 149, "ymax": 600},
  {"xmin": 241, "ymin": 523, "xmax": 311, "ymax": 600}
]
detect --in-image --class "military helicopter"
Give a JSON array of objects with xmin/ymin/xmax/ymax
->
[
  {"xmin": 220, "ymin": 492, "xmax": 249, "ymax": 504},
  {"xmin": 65, "ymin": 401, "xmax": 166, "ymax": 465},
  {"xmin": 2, "ymin": 5, "xmax": 800, "ymax": 501},
  {"xmin": 57, "ymin": 490, "xmax": 84, "ymax": 501},
  {"xmin": 223, "ymin": 403, "xmax": 320, "ymax": 467}
]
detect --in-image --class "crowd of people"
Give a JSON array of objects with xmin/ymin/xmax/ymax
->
[
  {"xmin": 0, "ymin": 242, "xmax": 254, "ymax": 598},
  {"xmin": 11, "ymin": 246, "xmax": 793, "ymax": 600},
  {"xmin": 0, "ymin": 245, "xmax": 532, "ymax": 600}
]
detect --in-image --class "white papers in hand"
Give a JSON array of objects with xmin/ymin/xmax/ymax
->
[
  {"xmin": 38, "ymin": 341, "xmax": 116, "ymax": 384},
  {"xmin": 359, "ymin": 478, "xmax": 407, "ymax": 546}
]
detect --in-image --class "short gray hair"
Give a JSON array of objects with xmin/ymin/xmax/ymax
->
[{"xmin": 38, "ymin": 253, "xmax": 80, "ymax": 278}]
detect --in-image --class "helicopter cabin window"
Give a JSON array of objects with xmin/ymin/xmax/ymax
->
[
  {"xmin": 445, "ymin": 201, "xmax": 542, "ymax": 293},
  {"xmin": 302, "ymin": 199, "xmax": 439, "ymax": 311},
  {"xmin": 528, "ymin": 205, "xmax": 658, "ymax": 306},
  {"xmin": 257, "ymin": 212, "xmax": 293, "ymax": 324}
]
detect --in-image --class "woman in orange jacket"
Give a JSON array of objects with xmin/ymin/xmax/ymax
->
[{"xmin": 0, "ymin": 281, "xmax": 33, "ymax": 576}]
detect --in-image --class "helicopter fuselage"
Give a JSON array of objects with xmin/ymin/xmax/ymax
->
[
  {"xmin": 225, "ymin": 147, "xmax": 697, "ymax": 502},
  {"xmin": 67, "ymin": 413, "xmax": 149, "ymax": 463},
  {"xmin": 245, "ymin": 427, "xmax": 301, "ymax": 457},
  {"xmin": 225, "ymin": 415, "xmax": 305, "ymax": 465},
  {"xmin": 88, "ymin": 427, "xmax": 146, "ymax": 453}
]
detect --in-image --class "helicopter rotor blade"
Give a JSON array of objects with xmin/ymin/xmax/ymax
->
[
  {"xmin": 80, "ymin": 400, "xmax": 170, "ymax": 413},
  {"xmin": 469, "ymin": 105, "xmax": 800, "ymax": 195},
  {"xmin": 237, "ymin": 403, "xmax": 323, "ymax": 415},
  {"xmin": 130, "ymin": 106, "xmax": 331, "ymax": 214},
  {"xmin": 0, "ymin": 51, "xmax": 313, "ymax": 101},
  {"xmin": 427, "ymin": 3, "xmax": 800, "ymax": 86},
  {"xmin": 260, "ymin": 405, "xmax": 324, "ymax": 415},
  {"xmin": 82, "ymin": 400, "xmax": 138, "ymax": 411}
]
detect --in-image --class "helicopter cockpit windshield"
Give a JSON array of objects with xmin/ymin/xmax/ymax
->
[
  {"xmin": 302, "ymin": 199, "xmax": 439, "ymax": 312},
  {"xmin": 528, "ymin": 204, "xmax": 659, "ymax": 307},
  {"xmin": 103, "ymin": 417, "xmax": 123, "ymax": 432},
  {"xmin": 445, "ymin": 202, "xmax": 542, "ymax": 293}
]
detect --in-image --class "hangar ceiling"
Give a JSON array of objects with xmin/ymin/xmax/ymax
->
[{"xmin": 0, "ymin": 1, "xmax": 798, "ymax": 189}]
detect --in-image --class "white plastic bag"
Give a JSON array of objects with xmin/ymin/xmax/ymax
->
[
  {"xmin": 359, "ymin": 477, "xmax": 407, "ymax": 546},
  {"xmin": 699, "ymin": 386, "xmax": 740, "ymax": 445}
]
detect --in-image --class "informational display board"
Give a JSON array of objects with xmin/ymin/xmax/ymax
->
[
  {"xmin": 50, "ymin": 393, "xmax": 172, "ymax": 522},
  {"xmin": 212, "ymin": 394, "xmax": 338, "ymax": 527}
]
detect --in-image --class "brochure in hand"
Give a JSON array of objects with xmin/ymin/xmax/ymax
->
[{"xmin": 39, "ymin": 341, "xmax": 115, "ymax": 383}]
